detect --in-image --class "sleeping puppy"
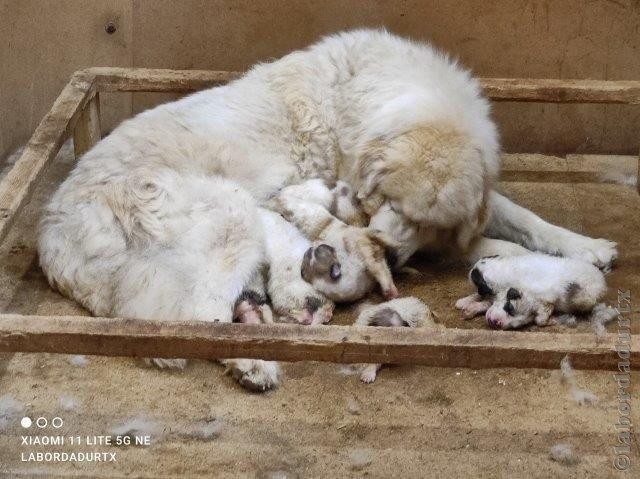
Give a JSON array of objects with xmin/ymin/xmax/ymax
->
[
  {"xmin": 355, "ymin": 297, "xmax": 436, "ymax": 383},
  {"xmin": 261, "ymin": 179, "xmax": 399, "ymax": 324},
  {"xmin": 456, "ymin": 253, "xmax": 608, "ymax": 329}
]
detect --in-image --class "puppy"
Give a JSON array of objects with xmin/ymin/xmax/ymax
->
[
  {"xmin": 269, "ymin": 179, "xmax": 399, "ymax": 303},
  {"xmin": 355, "ymin": 297, "xmax": 435, "ymax": 383},
  {"xmin": 456, "ymin": 253, "xmax": 608, "ymax": 329}
]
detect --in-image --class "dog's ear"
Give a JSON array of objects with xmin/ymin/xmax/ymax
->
[{"xmin": 356, "ymin": 141, "xmax": 388, "ymax": 215}]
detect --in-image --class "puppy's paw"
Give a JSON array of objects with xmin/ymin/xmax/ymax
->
[
  {"xmin": 225, "ymin": 359, "xmax": 280, "ymax": 392},
  {"xmin": 455, "ymin": 294, "xmax": 490, "ymax": 319},
  {"xmin": 233, "ymin": 290, "xmax": 267, "ymax": 324},
  {"xmin": 144, "ymin": 358, "xmax": 188, "ymax": 369},
  {"xmin": 455, "ymin": 294, "xmax": 478, "ymax": 310},
  {"xmin": 359, "ymin": 364, "xmax": 380, "ymax": 384},
  {"xmin": 291, "ymin": 296, "xmax": 334, "ymax": 325}
]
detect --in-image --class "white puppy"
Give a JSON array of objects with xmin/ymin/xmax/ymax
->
[
  {"xmin": 456, "ymin": 253, "xmax": 608, "ymax": 329},
  {"xmin": 355, "ymin": 297, "xmax": 436, "ymax": 383},
  {"xmin": 261, "ymin": 179, "xmax": 397, "ymax": 324}
]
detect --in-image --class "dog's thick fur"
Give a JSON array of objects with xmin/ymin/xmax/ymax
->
[{"xmin": 39, "ymin": 30, "xmax": 617, "ymax": 390}]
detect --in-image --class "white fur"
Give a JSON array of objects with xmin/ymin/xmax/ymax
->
[
  {"xmin": 110, "ymin": 416, "xmax": 163, "ymax": 440},
  {"xmin": 0, "ymin": 395, "xmax": 23, "ymax": 431},
  {"xmin": 59, "ymin": 394, "xmax": 80, "ymax": 412},
  {"xmin": 560, "ymin": 355, "xmax": 599, "ymax": 407},
  {"xmin": 549, "ymin": 443, "xmax": 579, "ymax": 465},
  {"xmin": 67, "ymin": 355, "xmax": 89, "ymax": 367}
]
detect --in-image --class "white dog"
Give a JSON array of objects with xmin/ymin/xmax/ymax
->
[
  {"xmin": 456, "ymin": 253, "xmax": 608, "ymax": 329},
  {"xmin": 39, "ymin": 30, "xmax": 617, "ymax": 390}
]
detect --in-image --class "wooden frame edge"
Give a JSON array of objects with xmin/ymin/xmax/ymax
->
[
  {"xmin": 0, "ymin": 313, "xmax": 636, "ymax": 370},
  {"xmin": 0, "ymin": 68, "xmax": 637, "ymax": 369},
  {"xmin": 83, "ymin": 67, "xmax": 640, "ymax": 103},
  {"xmin": 0, "ymin": 70, "xmax": 97, "ymax": 243}
]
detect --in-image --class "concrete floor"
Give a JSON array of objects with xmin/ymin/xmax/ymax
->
[{"xmin": 0, "ymin": 147, "xmax": 638, "ymax": 478}]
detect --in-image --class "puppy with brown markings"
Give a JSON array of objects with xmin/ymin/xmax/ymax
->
[
  {"xmin": 260, "ymin": 179, "xmax": 399, "ymax": 325},
  {"xmin": 355, "ymin": 297, "xmax": 435, "ymax": 383},
  {"xmin": 270, "ymin": 179, "xmax": 399, "ymax": 303}
]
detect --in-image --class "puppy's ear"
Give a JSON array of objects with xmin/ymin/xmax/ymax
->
[
  {"xmin": 363, "ymin": 229, "xmax": 399, "ymax": 299},
  {"xmin": 367, "ymin": 229, "xmax": 401, "ymax": 252}
]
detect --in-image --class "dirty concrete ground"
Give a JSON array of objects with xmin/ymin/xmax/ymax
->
[{"xmin": 0, "ymin": 145, "xmax": 638, "ymax": 478}]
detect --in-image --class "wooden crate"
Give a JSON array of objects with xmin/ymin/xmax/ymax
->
[{"xmin": 0, "ymin": 68, "xmax": 637, "ymax": 370}]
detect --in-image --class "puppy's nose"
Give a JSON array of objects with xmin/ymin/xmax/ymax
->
[
  {"xmin": 383, "ymin": 285, "xmax": 399, "ymax": 299},
  {"xmin": 486, "ymin": 317, "xmax": 500, "ymax": 329}
]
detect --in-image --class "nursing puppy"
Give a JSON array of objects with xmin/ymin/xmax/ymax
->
[
  {"xmin": 269, "ymin": 179, "xmax": 398, "ymax": 303},
  {"xmin": 355, "ymin": 297, "xmax": 435, "ymax": 383},
  {"xmin": 456, "ymin": 253, "xmax": 608, "ymax": 329},
  {"xmin": 39, "ymin": 30, "xmax": 616, "ymax": 391}
]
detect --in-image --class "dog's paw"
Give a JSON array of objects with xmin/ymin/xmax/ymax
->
[
  {"xmin": 225, "ymin": 359, "xmax": 280, "ymax": 392},
  {"xmin": 558, "ymin": 237, "xmax": 618, "ymax": 271},
  {"xmin": 144, "ymin": 358, "xmax": 188, "ymax": 369}
]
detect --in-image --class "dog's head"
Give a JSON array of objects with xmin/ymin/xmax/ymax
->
[{"xmin": 354, "ymin": 124, "xmax": 495, "ymax": 251}]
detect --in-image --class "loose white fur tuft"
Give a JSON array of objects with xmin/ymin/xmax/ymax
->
[
  {"xmin": 559, "ymin": 355, "xmax": 599, "ymax": 407},
  {"xmin": 111, "ymin": 416, "xmax": 164, "ymax": 443},
  {"xmin": 348, "ymin": 449, "xmax": 373, "ymax": 469},
  {"xmin": 67, "ymin": 355, "xmax": 89, "ymax": 367},
  {"xmin": 549, "ymin": 443, "xmax": 579, "ymax": 465},
  {"xmin": 590, "ymin": 303, "xmax": 619, "ymax": 337},
  {"xmin": 179, "ymin": 418, "xmax": 224, "ymax": 441},
  {"xmin": 0, "ymin": 395, "xmax": 23, "ymax": 431},
  {"xmin": 59, "ymin": 394, "xmax": 80, "ymax": 412}
]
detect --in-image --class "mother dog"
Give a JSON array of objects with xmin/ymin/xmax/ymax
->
[{"xmin": 39, "ymin": 30, "xmax": 616, "ymax": 390}]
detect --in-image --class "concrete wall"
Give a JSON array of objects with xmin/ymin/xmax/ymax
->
[{"xmin": 2, "ymin": 0, "xmax": 640, "ymax": 163}]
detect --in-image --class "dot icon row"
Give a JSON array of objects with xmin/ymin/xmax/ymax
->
[{"xmin": 20, "ymin": 417, "xmax": 63, "ymax": 428}]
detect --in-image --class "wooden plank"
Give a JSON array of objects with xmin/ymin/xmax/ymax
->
[
  {"xmin": 0, "ymin": 314, "xmax": 635, "ymax": 370},
  {"xmin": 500, "ymin": 170, "xmax": 601, "ymax": 184},
  {"xmin": 637, "ymin": 149, "xmax": 640, "ymax": 195},
  {"xmin": 73, "ymin": 92, "xmax": 101, "ymax": 158},
  {"xmin": 86, "ymin": 67, "xmax": 640, "ymax": 104},
  {"xmin": 89, "ymin": 67, "xmax": 242, "ymax": 93},
  {"xmin": 0, "ymin": 71, "xmax": 95, "ymax": 244},
  {"xmin": 480, "ymin": 78, "xmax": 640, "ymax": 104}
]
